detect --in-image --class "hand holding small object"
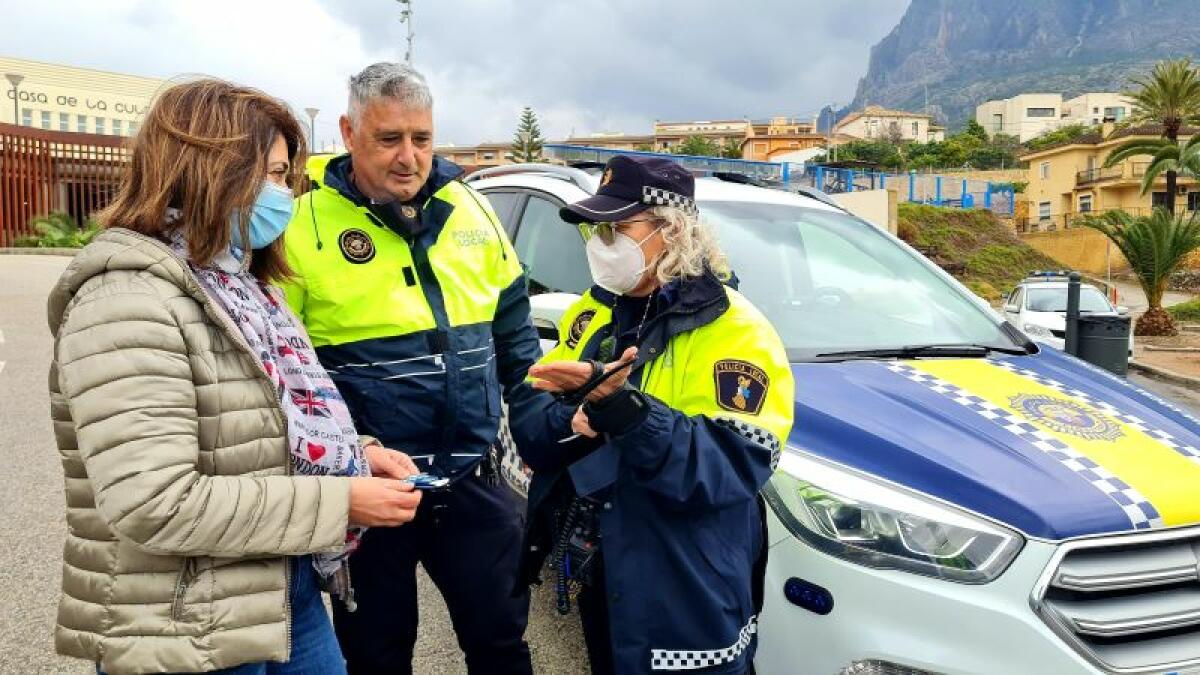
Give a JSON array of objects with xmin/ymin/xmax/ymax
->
[{"xmin": 530, "ymin": 347, "xmax": 638, "ymax": 403}]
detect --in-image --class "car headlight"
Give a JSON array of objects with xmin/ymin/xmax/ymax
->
[
  {"xmin": 1022, "ymin": 323, "xmax": 1053, "ymax": 338},
  {"xmin": 764, "ymin": 449, "xmax": 1024, "ymax": 583}
]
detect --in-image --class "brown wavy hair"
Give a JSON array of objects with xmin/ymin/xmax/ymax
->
[{"xmin": 99, "ymin": 78, "xmax": 306, "ymax": 282}]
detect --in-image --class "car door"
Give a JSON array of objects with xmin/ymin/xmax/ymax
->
[
  {"xmin": 480, "ymin": 190, "xmax": 525, "ymax": 238},
  {"xmin": 510, "ymin": 193, "xmax": 593, "ymax": 297}
]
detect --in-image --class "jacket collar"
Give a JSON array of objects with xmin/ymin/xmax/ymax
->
[
  {"xmin": 319, "ymin": 153, "xmax": 464, "ymax": 208},
  {"xmin": 590, "ymin": 269, "xmax": 730, "ymax": 367},
  {"xmin": 319, "ymin": 154, "xmax": 465, "ymax": 245}
]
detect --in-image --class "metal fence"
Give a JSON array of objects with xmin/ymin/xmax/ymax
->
[
  {"xmin": 543, "ymin": 143, "xmax": 801, "ymax": 184},
  {"xmin": 1016, "ymin": 207, "xmax": 1156, "ymax": 233},
  {"xmin": 799, "ymin": 165, "xmax": 1016, "ymax": 216},
  {"xmin": 542, "ymin": 144, "xmax": 1016, "ymax": 217},
  {"xmin": 0, "ymin": 122, "xmax": 128, "ymax": 246}
]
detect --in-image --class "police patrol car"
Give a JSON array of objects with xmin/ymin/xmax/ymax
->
[
  {"xmin": 1003, "ymin": 271, "xmax": 1134, "ymax": 357},
  {"xmin": 467, "ymin": 163, "xmax": 1200, "ymax": 675}
]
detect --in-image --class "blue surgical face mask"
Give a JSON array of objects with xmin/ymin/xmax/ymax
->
[{"xmin": 237, "ymin": 181, "xmax": 294, "ymax": 250}]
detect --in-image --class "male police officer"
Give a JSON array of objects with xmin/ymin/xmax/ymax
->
[{"xmin": 282, "ymin": 62, "xmax": 539, "ymax": 675}]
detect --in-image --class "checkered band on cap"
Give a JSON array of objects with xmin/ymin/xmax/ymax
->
[
  {"xmin": 650, "ymin": 615, "xmax": 757, "ymax": 670},
  {"xmin": 642, "ymin": 185, "xmax": 698, "ymax": 216}
]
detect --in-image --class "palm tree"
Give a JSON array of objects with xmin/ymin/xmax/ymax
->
[
  {"xmin": 1082, "ymin": 208, "xmax": 1200, "ymax": 335},
  {"xmin": 1102, "ymin": 58, "xmax": 1200, "ymax": 214}
]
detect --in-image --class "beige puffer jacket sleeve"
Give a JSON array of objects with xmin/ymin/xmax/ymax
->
[{"xmin": 56, "ymin": 278, "xmax": 352, "ymax": 558}]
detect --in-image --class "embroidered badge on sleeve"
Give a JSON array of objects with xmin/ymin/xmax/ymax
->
[{"xmin": 714, "ymin": 359, "xmax": 769, "ymax": 415}]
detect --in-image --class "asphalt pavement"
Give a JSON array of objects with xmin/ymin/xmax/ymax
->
[{"xmin": 3, "ymin": 253, "xmax": 1199, "ymax": 675}]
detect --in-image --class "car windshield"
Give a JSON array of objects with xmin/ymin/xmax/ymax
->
[
  {"xmin": 701, "ymin": 201, "xmax": 1018, "ymax": 361},
  {"xmin": 1026, "ymin": 287, "xmax": 1112, "ymax": 313}
]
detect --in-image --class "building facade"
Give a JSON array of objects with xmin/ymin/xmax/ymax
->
[
  {"xmin": 834, "ymin": 106, "xmax": 944, "ymax": 143},
  {"xmin": 651, "ymin": 119, "xmax": 749, "ymax": 152},
  {"xmin": 975, "ymin": 93, "xmax": 1133, "ymax": 142},
  {"xmin": 1, "ymin": 55, "xmax": 164, "ymax": 138},
  {"xmin": 1019, "ymin": 123, "xmax": 1197, "ymax": 231},
  {"xmin": 435, "ymin": 142, "xmax": 513, "ymax": 170},
  {"xmin": 557, "ymin": 133, "xmax": 657, "ymax": 152},
  {"xmin": 741, "ymin": 116, "xmax": 825, "ymax": 162}
]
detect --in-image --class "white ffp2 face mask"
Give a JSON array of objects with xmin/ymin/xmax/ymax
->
[{"xmin": 585, "ymin": 227, "xmax": 660, "ymax": 295}]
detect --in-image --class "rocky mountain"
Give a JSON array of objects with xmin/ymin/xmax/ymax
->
[{"xmin": 847, "ymin": 0, "xmax": 1200, "ymax": 131}]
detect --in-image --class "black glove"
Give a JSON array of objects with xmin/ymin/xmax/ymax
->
[{"xmin": 583, "ymin": 383, "xmax": 651, "ymax": 436}]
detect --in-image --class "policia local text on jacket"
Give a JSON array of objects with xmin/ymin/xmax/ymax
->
[
  {"xmin": 512, "ymin": 270, "xmax": 795, "ymax": 675},
  {"xmin": 281, "ymin": 154, "xmax": 541, "ymax": 673}
]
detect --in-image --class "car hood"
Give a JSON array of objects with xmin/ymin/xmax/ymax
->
[{"xmin": 788, "ymin": 347, "xmax": 1200, "ymax": 540}]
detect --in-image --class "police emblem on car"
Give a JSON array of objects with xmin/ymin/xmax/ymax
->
[
  {"xmin": 566, "ymin": 310, "xmax": 596, "ymax": 349},
  {"xmin": 339, "ymin": 228, "xmax": 376, "ymax": 264},
  {"xmin": 1008, "ymin": 393, "xmax": 1124, "ymax": 442},
  {"xmin": 714, "ymin": 359, "xmax": 769, "ymax": 415}
]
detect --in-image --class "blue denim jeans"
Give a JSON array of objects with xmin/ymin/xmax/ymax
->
[{"xmin": 99, "ymin": 556, "xmax": 346, "ymax": 675}]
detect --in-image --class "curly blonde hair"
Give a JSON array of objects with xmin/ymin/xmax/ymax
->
[{"xmin": 647, "ymin": 205, "xmax": 730, "ymax": 285}]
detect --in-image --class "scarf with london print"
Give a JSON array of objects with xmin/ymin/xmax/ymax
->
[{"xmin": 167, "ymin": 231, "xmax": 368, "ymax": 585}]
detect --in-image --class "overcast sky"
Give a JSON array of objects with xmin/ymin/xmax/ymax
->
[{"xmin": 5, "ymin": 0, "xmax": 909, "ymax": 148}]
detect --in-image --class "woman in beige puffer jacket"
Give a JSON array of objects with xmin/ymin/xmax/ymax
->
[{"xmin": 47, "ymin": 79, "xmax": 422, "ymax": 675}]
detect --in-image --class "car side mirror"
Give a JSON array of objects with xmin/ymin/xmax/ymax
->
[
  {"xmin": 529, "ymin": 292, "xmax": 583, "ymax": 354},
  {"xmin": 1116, "ymin": 305, "xmax": 1129, "ymax": 316},
  {"xmin": 1004, "ymin": 304, "xmax": 1018, "ymax": 313}
]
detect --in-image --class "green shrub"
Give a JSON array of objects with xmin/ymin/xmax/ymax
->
[
  {"xmin": 1167, "ymin": 297, "xmax": 1200, "ymax": 322},
  {"xmin": 14, "ymin": 213, "xmax": 100, "ymax": 248}
]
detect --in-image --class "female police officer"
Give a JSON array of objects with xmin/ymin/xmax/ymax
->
[{"xmin": 510, "ymin": 155, "xmax": 794, "ymax": 674}]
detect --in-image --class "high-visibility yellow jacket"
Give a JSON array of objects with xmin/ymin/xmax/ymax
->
[
  {"xmin": 512, "ymin": 271, "xmax": 794, "ymax": 674},
  {"xmin": 281, "ymin": 154, "xmax": 542, "ymax": 479}
]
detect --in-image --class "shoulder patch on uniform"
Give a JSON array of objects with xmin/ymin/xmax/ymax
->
[
  {"xmin": 714, "ymin": 359, "xmax": 769, "ymax": 415},
  {"xmin": 339, "ymin": 228, "xmax": 375, "ymax": 264},
  {"xmin": 566, "ymin": 310, "xmax": 597, "ymax": 349}
]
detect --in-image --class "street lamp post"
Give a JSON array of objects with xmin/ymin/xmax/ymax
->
[
  {"xmin": 304, "ymin": 107, "xmax": 319, "ymax": 152},
  {"xmin": 399, "ymin": 0, "xmax": 414, "ymax": 64},
  {"xmin": 5, "ymin": 73, "xmax": 24, "ymax": 126}
]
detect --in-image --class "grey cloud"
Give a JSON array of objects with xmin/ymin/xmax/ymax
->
[
  {"xmin": 324, "ymin": 0, "xmax": 910, "ymax": 140},
  {"xmin": 3, "ymin": 0, "xmax": 910, "ymax": 148}
]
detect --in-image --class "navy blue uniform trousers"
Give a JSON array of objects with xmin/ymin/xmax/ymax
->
[{"xmin": 332, "ymin": 473, "xmax": 532, "ymax": 675}]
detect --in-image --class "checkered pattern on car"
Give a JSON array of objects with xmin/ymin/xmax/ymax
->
[
  {"xmin": 888, "ymin": 362, "xmax": 1163, "ymax": 530},
  {"xmin": 714, "ymin": 417, "xmax": 781, "ymax": 469},
  {"xmin": 642, "ymin": 186, "xmax": 698, "ymax": 216},
  {"xmin": 650, "ymin": 615, "xmax": 757, "ymax": 671},
  {"xmin": 495, "ymin": 405, "xmax": 530, "ymax": 497},
  {"xmin": 991, "ymin": 358, "xmax": 1200, "ymax": 467}
]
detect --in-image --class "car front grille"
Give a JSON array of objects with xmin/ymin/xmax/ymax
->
[{"xmin": 1033, "ymin": 526, "xmax": 1200, "ymax": 673}]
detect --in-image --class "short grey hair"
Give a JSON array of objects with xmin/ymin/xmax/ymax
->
[{"xmin": 347, "ymin": 62, "xmax": 433, "ymax": 120}]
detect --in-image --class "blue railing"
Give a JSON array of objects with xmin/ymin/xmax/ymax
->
[
  {"xmin": 542, "ymin": 144, "xmax": 1016, "ymax": 216},
  {"xmin": 803, "ymin": 166, "xmax": 1016, "ymax": 215}
]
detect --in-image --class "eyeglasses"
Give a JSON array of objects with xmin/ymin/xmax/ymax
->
[{"xmin": 578, "ymin": 218, "xmax": 659, "ymax": 244}]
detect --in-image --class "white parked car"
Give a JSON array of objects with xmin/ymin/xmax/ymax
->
[
  {"xmin": 1002, "ymin": 274, "xmax": 1133, "ymax": 356},
  {"xmin": 469, "ymin": 163, "xmax": 1200, "ymax": 675}
]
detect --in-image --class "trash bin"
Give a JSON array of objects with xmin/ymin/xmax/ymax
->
[{"xmin": 1073, "ymin": 314, "xmax": 1132, "ymax": 376}]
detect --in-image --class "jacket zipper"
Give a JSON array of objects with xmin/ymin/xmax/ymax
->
[
  {"xmin": 114, "ymin": 230, "xmax": 294, "ymax": 657},
  {"xmin": 171, "ymin": 557, "xmax": 198, "ymax": 621}
]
